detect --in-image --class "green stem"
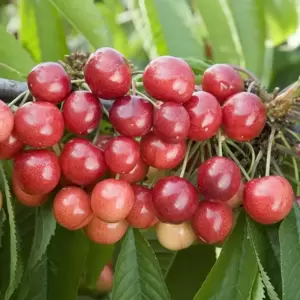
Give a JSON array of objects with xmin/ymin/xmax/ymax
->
[
  {"xmin": 207, "ymin": 140, "xmax": 212, "ymax": 158},
  {"xmin": 217, "ymin": 130, "xmax": 223, "ymax": 156},
  {"xmin": 180, "ymin": 139, "xmax": 193, "ymax": 178},
  {"xmin": 250, "ymin": 149, "xmax": 264, "ymax": 178},
  {"xmin": 265, "ymin": 127, "xmax": 276, "ymax": 176},
  {"xmin": 284, "ymin": 127, "xmax": 300, "ymax": 142},
  {"xmin": 8, "ymin": 90, "xmax": 28, "ymax": 107},
  {"xmin": 52, "ymin": 144, "xmax": 61, "ymax": 156},
  {"xmin": 19, "ymin": 90, "xmax": 31, "ymax": 106},
  {"xmin": 71, "ymin": 79, "xmax": 85, "ymax": 84},
  {"xmin": 226, "ymin": 140, "xmax": 248, "ymax": 157},
  {"xmin": 115, "ymin": 174, "xmax": 120, "ymax": 180},
  {"xmin": 135, "ymin": 90, "xmax": 159, "ymax": 108},
  {"xmin": 92, "ymin": 121, "xmax": 102, "ymax": 144},
  {"xmin": 131, "ymin": 79, "xmax": 136, "ymax": 95},
  {"xmin": 245, "ymin": 142, "xmax": 256, "ymax": 175}
]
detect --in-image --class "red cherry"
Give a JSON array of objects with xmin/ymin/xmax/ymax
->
[
  {"xmin": 53, "ymin": 186, "xmax": 93, "ymax": 230},
  {"xmin": 96, "ymin": 264, "xmax": 114, "ymax": 293},
  {"xmin": 192, "ymin": 200, "xmax": 233, "ymax": 244},
  {"xmin": 14, "ymin": 102, "xmax": 64, "ymax": 147},
  {"xmin": 222, "ymin": 92, "xmax": 266, "ymax": 142},
  {"xmin": 95, "ymin": 134, "xmax": 113, "ymax": 151},
  {"xmin": 140, "ymin": 132, "xmax": 186, "ymax": 169},
  {"xmin": 0, "ymin": 100, "xmax": 14, "ymax": 142},
  {"xmin": 202, "ymin": 64, "xmax": 244, "ymax": 104},
  {"xmin": 109, "ymin": 95, "xmax": 153, "ymax": 137},
  {"xmin": 0, "ymin": 130, "xmax": 24, "ymax": 159},
  {"xmin": 84, "ymin": 47, "xmax": 131, "ymax": 99},
  {"xmin": 152, "ymin": 176, "xmax": 199, "ymax": 224},
  {"xmin": 62, "ymin": 91, "xmax": 103, "ymax": 135},
  {"xmin": 184, "ymin": 91, "xmax": 222, "ymax": 141},
  {"xmin": 91, "ymin": 178, "xmax": 135, "ymax": 223},
  {"xmin": 27, "ymin": 62, "xmax": 71, "ymax": 104},
  {"xmin": 104, "ymin": 136, "xmax": 140, "ymax": 174},
  {"xmin": 60, "ymin": 138, "xmax": 107, "ymax": 186},
  {"xmin": 126, "ymin": 185, "xmax": 158, "ymax": 229},
  {"xmin": 197, "ymin": 156, "xmax": 241, "ymax": 201},
  {"xmin": 143, "ymin": 56, "xmax": 195, "ymax": 103},
  {"xmin": 13, "ymin": 149, "xmax": 60, "ymax": 195},
  {"xmin": 243, "ymin": 176, "xmax": 294, "ymax": 224}
]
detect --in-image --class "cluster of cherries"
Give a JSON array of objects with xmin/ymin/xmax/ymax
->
[{"xmin": 0, "ymin": 46, "xmax": 295, "ymax": 251}]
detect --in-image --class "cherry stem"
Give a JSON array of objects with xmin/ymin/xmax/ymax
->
[
  {"xmin": 102, "ymin": 104, "xmax": 110, "ymax": 118},
  {"xmin": 230, "ymin": 65, "xmax": 260, "ymax": 83},
  {"xmin": 132, "ymin": 71, "xmax": 144, "ymax": 76},
  {"xmin": 131, "ymin": 79, "xmax": 136, "ymax": 95},
  {"xmin": 186, "ymin": 143, "xmax": 205, "ymax": 179},
  {"xmin": 52, "ymin": 144, "xmax": 61, "ymax": 156},
  {"xmin": 247, "ymin": 81, "xmax": 256, "ymax": 93},
  {"xmin": 245, "ymin": 142, "xmax": 256, "ymax": 175},
  {"xmin": 115, "ymin": 174, "xmax": 120, "ymax": 180},
  {"xmin": 8, "ymin": 90, "xmax": 28, "ymax": 108},
  {"xmin": 217, "ymin": 130, "xmax": 223, "ymax": 156},
  {"xmin": 265, "ymin": 127, "xmax": 276, "ymax": 176},
  {"xmin": 250, "ymin": 149, "xmax": 263, "ymax": 179},
  {"xmin": 226, "ymin": 140, "xmax": 247, "ymax": 158},
  {"xmin": 135, "ymin": 90, "xmax": 159, "ymax": 108},
  {"xmin": 284, "ymin": 127, "xmax": 300, "ymax": 142},
  {"xmin": 71, "ymin": 79, "xmax": 85, "ymax": 84},
  {"xmin": 179, "ymin": 139, "xmax": 193, "ymax": 178}
]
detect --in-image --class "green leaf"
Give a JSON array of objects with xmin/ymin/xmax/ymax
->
[
  {"xmin": 0, "ymin": 210, "xmax": 6, "ymax": 248},
  {"xmin": 112, "ymin": 228, "xmax": 170, "ymax": 300},
  {"xmin": 250, "ymin": 272, "xmax": 265, "ymax": 300},
  {"xmin": 193, "ymin": 212, "xmax": 257, "ymax": 300}
]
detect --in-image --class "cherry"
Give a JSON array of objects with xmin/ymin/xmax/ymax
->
[
  {"xmin": 184, "ymin": 91, "xmax": 222, "ymax": 141},
  {"xmin": 95, "ymin": 134, "xmax": 113, "ymax": 151},
  {"xmin": 143, "ymin": 56, "xmax": 195, "ymax": 103},
  {"xmin": 192, "ymin": 201, "xmax": 233, "ymax": 244},
  {"xmin": 226, "ymin": 182, "xmax": 244, "ymax": 208},
  {"xmin": 152, "ymin": 176, "xmax": 199, "ymax": 224},
  {"xmin": 126, "ymin": 185, "xmax": 158, "ymax": 229},
  {"xmin": 84, "ymin": 47, "xmax": 131, "ymax": 99},
  {"xmin": 60, "ymin": 138, "xmax": 107, "ymax": 186},
  {"xmin": 202, "ymin": 64, "xmax": 244, "ymax": 104},
  {"xmin": 197, "ymin": 156, "xmax": 241, "ymax": 201},
  {"xmin": 91, "ymin": 178, "xmax": 135, "ymax": 222},
  {"xmin": 13, "ymin": 149, "xmax": 60, "ymax": 195},
  {"xmin": 0, "ymin": 130, "xmax": 24, "ymax": 159},
  {"xmin": 243, "ymin": 176, "xmax": 294, "ymax": 224},
  {"xmin": 27, "ymin": 62, "xmax": 71, "ymax": 104},
  {"xmin": 0, "ymin": 100, "xmax": 14, "ymax": 142},
  {"xmin": 14, "ymin": 101, "xmax": 64, "ymax": 147},
  {"xmin": 104, "ymin": 136, "xmax": 140, "ymax": 174},
  {"xmin": 62, "ymin": 91, "xmax": 103, "ymax": 135},
  {"xmin": 84, "ymin": 217, "xmax": 128, "ymax": 244},
  {"xmin": 96, "ymin": 264, "xmax": 114, "ymax": 293},
  {"xmin": 222, "ymin": 92, "xmax": 266, "ymax": 142},
  {"xmin": 109, "ymin": 95, "xmax": 153, "ymax": 137},
  {"xmin": 140, "ymin": 132, "xmax": 186, "ymax": 169}
]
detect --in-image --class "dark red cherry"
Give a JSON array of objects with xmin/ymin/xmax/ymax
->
[
  {"xmin": 109, "ymin": 95, "xmax": 153, "ymax": 137},
  {"xmin": 27, "ymin": 62, "xmax": 71, "ymax": 104},
  {"xmin": 222, "ymin": 92, "xmax": 266, "ymax": 142},
  {"xmin": 184, "ymin": 91, "xmax": 222, "ymax": 141},
  {"xmin": 0, "ymin": 100, "xmax": 14, "ymax": 142},
  {"xmin": 202, "ymin": 64, "xmax": 244, "ymax": 104},
  {"xmin": 13, "ymin": 149, "xmax": 60, "ymax": 195},
  {"xmin": 0, "ymin": 130, "xmax": 24, "ymax": 159},
  {"xmin": 140, "ymin": 132, "xmax": 186, "ymax": 169},
  {"xmin": 62, "ymin": 91, "xmax": 103, "ymax": 135},
  {"xmin": 14, "ymin": 101, "xmax": 64, "ymax": 147},
  {"xmin": 197, "ymin": 156, "xmax": 241, "ymax": 201},
  {"xmin": 143, "ymin": 56, "xmax": 195, "ymax": 103},
  {"xmin": 243, "ymin": 176, "xmax": 294, "ymax": 224},
  {"xmin": 95, "ymin": 134, "xmax": 113, "ymax": 151},
  {"xmin": 60, "ymin": 138, "xmax": 107, "ymax": 186},
  {"xmin": 84, "ymin": 47, "xmax": 131, "ymax": 99}
]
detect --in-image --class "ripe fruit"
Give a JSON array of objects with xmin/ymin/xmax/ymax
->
[
  {"xmin": 140, "ymin": 132, "xmax": 186, "ymax": 169},
  {"xmin": 184, "ymin": 91, "xmax": 222, "ymax": 141},
  {"xmin": 197, "ymin": 156, "xmax": 241, "ymax": 201},
  {"xmin": 0, "ymin": 130, "xmax": 24, "ymax": 159},
  {"xmin": 60, "ymin": 138, "xmax": 107, "ymax": 186},
  {"xmin": 95, "ymin": 134, "xmax": 113, "ymax": 151},
  {"xmin": 156, "ymin": 222, "xmax": 196, "ymax": 251},
  {"xmin": 14, "ymin": 102, "xmax": 64, "ymax": 147},
  {"xmin": 27, "ymin": 62, "xmax": 71, "ymax": 104},
  {"xmin": 0, "ymin": 100, "xmax": 14, "ymax": 142},
  {"xmin": 85, "ymin": 217, "xmax": 128, "ymax": 244},
  {"xmin": 153, "ymin": 102, "xmax": 190, "ymax": 143},
  {"xmin": 192, "ymin": 201, "xmax": 233, "ymax": 244},
  {"xmin": 243, "ymin": 176, "xmax": 294, "ymax": 224},
  {"xmin": 222, "ymin": 92, "xmax": 266, "ymax": 141},
  {"xmin": 91, "ymin": 178, "xmax": 135, "ymax": 222},
  {"xmin": 96, "ymin": 264, "xmax": 114, "ymax": 293},
  {"xmin": 143, "ymin": 56, "xmax": 195, "ymax": 103},
  {"xmin": 226, "ymin": 182, "xmax": 244, "ymax": 208},
  {"xmin": 62, "ymin": 91, "xmax": 103, "ymax": 135},
  {"xmin": 109, "ymin": 95, "xmax": 153, "ymax": 137},
  {"xmin": 14, "ymin": 149, "xmax": 60, "ymax": 195},
  {"xmin": 126, "ymin": 185, "xmax": 158, "ymax": 229},
  {"xmin": 84, "ymin": 47, "xmax": 131, "ymax": 99},
  {"xmin": 152, "ymin": 176, "xmax": 199, "ymax": 224},
  {"xmin": 104, "ymin": 136, "xmax": 140, "ymax": 174},
  {"xmin": 202, "ymin": 64, "xmax": 244, "ymax": 104}
]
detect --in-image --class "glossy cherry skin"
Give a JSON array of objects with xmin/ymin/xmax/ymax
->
[
  {"xmin": 27, "ymin": 62, "xmax": 71, "ymax": 104},
  {"xmin": 226, "ymin": 182, "xmax": 244, "ymax": 208},
  {"xmin": 95, "ymin": 134, "xmax": 113, "ymax": 151},
  {"xmin": 91, "ymin": 178, "xmax": 135, "ymax": 222},
  {"xmin": 14, "ymin": 102, "xmax": 64, "ymax": 147},
  {"xmin": 202, "ymin": 64, "xmax": 244, "ymax": 104},
  {"xmin": 96, "ymin": 264, "xmax": 114, "ymax": 293},
  {"xmin": 143, "ymin": 56, "xmax": 195, "ymax": 103},
  {"xmin": 0, "ymin": 100, "xmax": 14, "ymax": 142},
  {"xmin": 109, "ymin": 95, "xmax": 153, "ymax": 137},
  {"xmin": 197, "ymin": 156, "xmax": 241, "ymax": 202},
  {"xmin": 62, "ymin": 91, "xmax": 103, "ymax": 135},
  {"xmin": 192, "ymin": 201, "xmax": 233, "ymax": 244},
  {"xmin": 222, "ymin": 92, "xmax": 266, "ymax": 142},
  {"xmin": 84, "ymin": 47, "xmax": 131, "ymax": 99},
  {"xmin": 184, "ymin": 91, "xmax": 222, "ymax": 141},
  {"xmin": 0, "ymin": 130, "xmax": 24, "ymax": 159},
  {"xmin": 13, "ymin": 149, "xmax": 60, "ymax": 195},
  {"xmin": 60, "ymin": 138, "xmax": 107, "ymax": 186},
  {"xmin": 140, "ymin": 132, "xmax": 186, "ymax": 169},
  {"xmin": 243, "ymin": 176, "xmax": 294, "ymax": 224},
  {"xmin": 84, "ymin": 217, "xmax": 128, "ymax": 244},
  {"xmin": 53, "ymin": 186, "xmax": 93, "ymax": 230},
  {"xmin": 104, "ymin": 136, "xmax": 140, "ymax": 174},
  {"xmin": 152, "ymin": 176, "xmax": 199, "ymax": 224},
  {"xmin": 126, "ymin": 185, "xmax": 158, "ymax": 229}
]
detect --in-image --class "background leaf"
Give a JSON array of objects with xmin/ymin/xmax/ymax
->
[{"xmin": 250, "ymin": 272, "xmax": 265, "ymax": 300}]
